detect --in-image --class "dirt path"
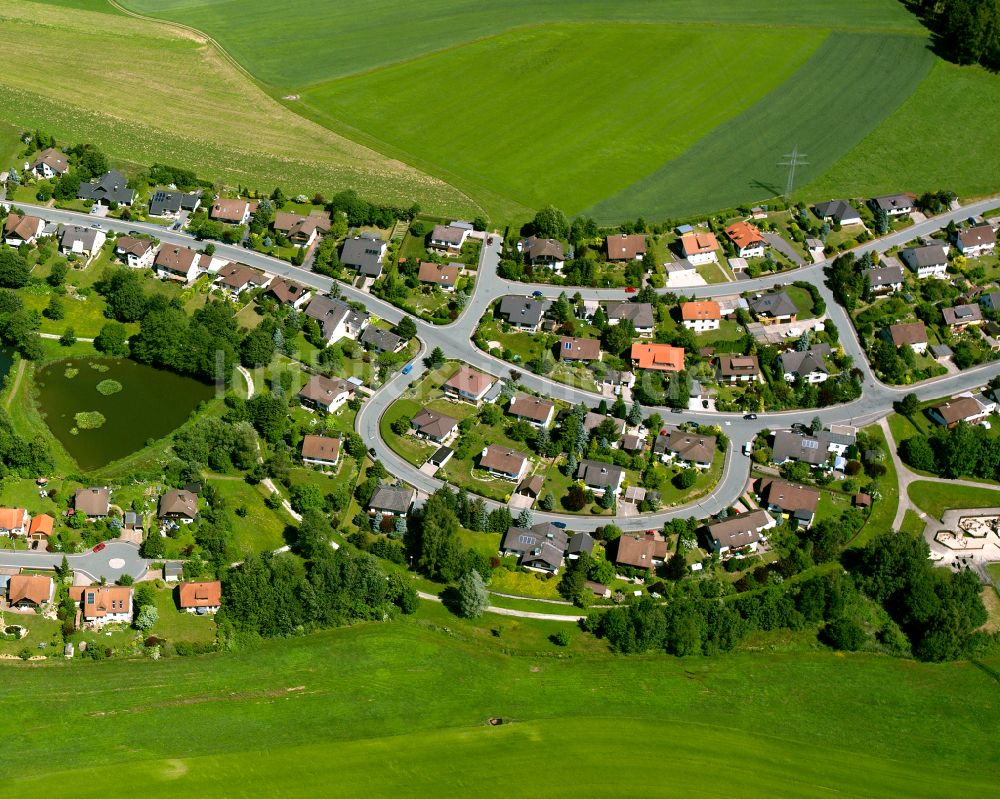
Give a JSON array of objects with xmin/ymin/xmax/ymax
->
[
  {"xmin": 416, "ymin": 590, "xmax": 582, "ymax": 622},
  {"xmin": 4, "ymin": 359, "xmax": 26, "ymax": 409}
]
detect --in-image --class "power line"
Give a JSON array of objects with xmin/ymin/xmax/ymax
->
[{"xmin": 778, "ymin": 146, "xmax": 809, "ymax": 202}]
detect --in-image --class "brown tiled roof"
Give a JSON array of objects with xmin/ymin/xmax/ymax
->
[
  {"xmin": 758, "ymin": 478, "xmax": 819, "ymax": 515},
  {"xmin": 115, "ymin": 236, "xmax": 153, "ymax": 256},
  {"xmin": 959, "ymin": 225, "xmax": 996, "ymax": 248},
  {"xmin": 680, "ymin": 232, "xmax": 719, "ymax": 256},
  {"xmin": 662, "ymin": 431, "xmax": 716, "ymax": 464},
  {"xmin": 178, "ymin": 580, "xmax": 222, "ymax": 609},
  {"xmin": 707, "ymin": 510, "xmax": 772, "ymax": 550},
  {"xmin": 273, "ymin": 211, "xmax": 330, "ymax": 239},
  {"xmin": 81, "ymin": 585, "xmax": 132, "ymax": 620},
  {"xmin": 931, "ymin": 396, "xmax": 983, "ymax": 425},
  {"xmin": 210, "ymin": 198, "xmax": 250, "ymax": 222},
  {"xmin": 215, "ymin": 262, "xmax": 263, "ymax": 290},
  {"xmin": 725, "ymin": 221, "xmax": 764, "ymax": 249},
  {"xmin": 508, "ymin": 394, "xmax": 554, "ymax": 423},
  {"xmin": 32, "ymin": 147, "xmax": 68, "ymax": 173},
  {"xmin": 942, "ymin": 304, "xmax": 983, "ymax": 326},
  {"xmin": 558, "ymin": 336, "xmax": 601, "ymax": 361},
  {"xmin": 301, "ymin": 434, "xmax": 341, "ymax": 462},
  {"xmin": 613, "ymin": 533, "xmax": 667, "ymax": 568},
  {"xmin": 0, "ymin": 507, "xmax": 25, "ymax": 530},
  {"xmin": 444, "ymin": 366, "xmax": 493, "ymax": 397},
  {"xmin": 479, "ymin": 445, "xmax": 527, "ymax": 475},
  {"xmin": 158, "ymin": 489, "xmax": 198, "ymax": 519},
  {"xmin": 298, "ymin": 374, "xmax": 352, "ymax": 405},
  {"xmin": 718, "ymin": 354, "xmax": 760, "ymax": 378},
  {"xmin": 155, "ymin": 245, "xmax": 199, "ymax": 272},
  {"xmin": 411, "ymin": 408, "xmax": 458, "ymax": 439},
  {"xmin": 8, "ymin": 575, "xmax": 53, "ymax": 605},
  {"xmin": 4, "ymin": 213, "xmax": 42, "ymax": 241},
  {"xmin": 75, "ymin": 487, "xmax": 109, "ymax": 516},
  {"xmin": 888, "ymin": 321, "xmax": 927, "ymax": 347},
  {"xmin": 418, "ymin": 261, "xmax": 460, "ymax": 287},
  {"xmin": 267, "ymin": 278, "xmax": 308, "ymax": 305},
  {"xmin": 606, "ymin": 233, "xmax": 646, "ymax": 260}
]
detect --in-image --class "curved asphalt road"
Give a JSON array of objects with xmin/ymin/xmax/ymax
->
[
  {"xmin": 0, "ymin": 541, "xmax": 147, "ymax": 582},
  {"xmin": 11, "ymin": 198, "xmax": 1000, "ymax": 539}
]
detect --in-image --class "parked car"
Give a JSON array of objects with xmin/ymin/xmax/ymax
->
[
  {"xmin": 401, "ymin": 363, "xmax": 413, "ymax": 375},
  {"xmin": 743, "ymin": 413, "xmax": 758, "ymax": 420},
  {"xmin": 625, "ymin": 287, "xmax": 637, "ymax": 293},
  {"xmin": 487, "ymin": 236, "xmax": 494, "ymax": 245},
  {"xmin": 552, "ymin": 521, "xmax": 567, "ymax": 529},
  {"xmin": 92, "ymin": 542, "xmax": 106, "ymax": 553},
  {"xmin": 368, "ymin": 448, "xmax": 377, "ymax": 458},
  {"xmin": 532, "ymin": 290, "xmax": 543, "ymax": 298}
]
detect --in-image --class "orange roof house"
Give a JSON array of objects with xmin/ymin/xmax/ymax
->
[
  {"xmin": 680, "ymin": 232, "xmax": 718, "ymax": 257},
  {"xmin": 178, "ymin": 580, "xmax": 222, "ymax": 611},
  {"xmin": 680, "ymin": 301, "xmax": 721, "ymax": 322},
  {"xmin": 630, "ymin": 343, "xmax": 685, "ymax": 372},
  {"xmin": 28, "ymin": 514, "xmax": 54, "ymax": 539},
  {"xmin": 725, "ymin": 221, "xmax": 765, "ymax": 253}
]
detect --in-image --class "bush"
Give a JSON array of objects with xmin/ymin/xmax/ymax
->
[
  {"xmin": 820, "ymin": 617, "xmax": 866, "ymax": 651},
  {"xmin": 551, "ymin": 630, "xmax": 571, "ymax": 647}
]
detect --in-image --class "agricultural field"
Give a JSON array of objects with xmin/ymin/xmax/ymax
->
[
  {"xmin": 2, "ymin": 618, "xmax": 999, "ymax": 796},
  {"xmin": 16, "ymin": 0, "xmax": 995, "ymax": 222}
]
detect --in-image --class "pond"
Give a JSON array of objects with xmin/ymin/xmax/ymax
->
[{"xmin": 35, "ymin": 358, "xmax": 215, "ymax": 471}]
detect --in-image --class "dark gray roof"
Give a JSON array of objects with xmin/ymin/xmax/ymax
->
[
  {"xmin": 567, "ymin": 532, "xmax": 595, "ymax": 556},
  {"xmin": 868, "ymin": 265, "xmax": 904, "ymax": 288},
  {"xmin": 304, "ymin": 295, "xmax": 369, "ymax": 339},
  {"xmin": 59, "ymin": 225, "xmax": 102, "ymax": 252},
  {"xmin": 369, "ymin": 485, "xmax": 415, "ymax": 514},
  {"xmin": 77, "ymin": 170, "xmax": 134, "ymax": 205},
  {"xmin": 501, "ymin": 524, "xmax": 569, "ymax": 556},
  {"xmin": 520, "ymin": 542, "xmax": 564, "ymax": 571},
  {"xmin": 359, "ymin": 325, "xmax": 402, "ymax": 353},
  {"xmin": 872, "ymin": 194, "xmax": 913, "ymax": 212},
  {"xmin": 779, "ymin": 345, "xmax": 831, "ymax": 377},
  {"xmin": 749, "ymin": 291, "xmax": 798, "ymax": 318},
  {"xmin": 498, "ymin": 295, "xmax": 549, "ymax": 327},
  {"xmin": 902, "ymin": 245, "xmax": 948, "ymax": 270},
  {"xmin": 605, "ymin": 301, "xmax": 655, "ymax": 329},
  {"xmin": 575, "ymin": 459, "xmax": 624, "ymax": 488},
  {"xmin": 341, "ymin": 233, "xmax": 386, "ymax": 276},
  {"xmin": 814, "ymin": 199, "xmax": 859, "ymax": 223},
  {"xmin": 149, "ymin": 189, "xmax": 200, "ymax": 215},
  {"xmin": 771, "ymin": 429, "xmax": 852, "ymax": 465}
]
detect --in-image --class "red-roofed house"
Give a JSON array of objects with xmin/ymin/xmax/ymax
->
[
  {"xmin": 631, "ymin": 343, "xmax": 685, "ymax": 373},
  {"xmin": 680, "ymin": 301, "xmax": 721, "ymax": 332},
  {"xmin": 0, "ymin": 507, "xmax": 29, "ymax": 537},
  {"xmin": 680, "ymin": 232, "xmax": 719, "ymax": 265},
  {"xmin": 178, "ymin": 581, "xmax": 222, "ymax": 614},
  {"xmin": 725, "ymin": 222, "xmax": 766, "ymax": 258}
]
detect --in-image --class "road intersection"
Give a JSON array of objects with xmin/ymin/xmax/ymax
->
[{"xmin": 12, "ymin": 197, "xmax": 1000, "ymax": 539}]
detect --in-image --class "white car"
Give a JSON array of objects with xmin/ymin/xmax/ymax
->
[{"xmin": 980, "ymin": 420, "xmax": 992, "ymax": 430}]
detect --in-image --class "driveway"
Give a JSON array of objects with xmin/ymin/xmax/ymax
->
[{"xmin": 763, "ymin": 232, "xmax": 805, "ymax": 267}]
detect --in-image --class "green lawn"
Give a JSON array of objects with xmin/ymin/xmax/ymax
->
[
  {"xmin": 900, "ymin": 509, "xmax": 925, "ymax": 536},
  {"xmin": 2, "ymin": 615, "xmax": 999, "ymax": 796},
  {"xmin": 854, "ymin": 425, "xmax": 898, "ymax": 544},
  {"xmin": 907, "ymin": 481, "xmax": 1000, "ymax": 520},
  {"xmin": 151, "ymin": 586, "xmax": 217, "ymax": 644},
  {"xmin": 207, "ymin": 476, "xmax": 292, "ymax": 555},
  {"xmin": 0, "ymin": 614, "xmax": 63, "ymax": 658}
]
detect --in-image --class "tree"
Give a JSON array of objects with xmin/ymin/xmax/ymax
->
[
  {"xmin": 539, "ymin": 492, "xmax": 555, "ymax": 511},
  {"xmin": 416, "ymin": 491, "xmax": 463, "ymax": 580},
  {"xmin": 531, "ymin": 206, "xmax": 568, "ymax": 239},
  {"xmin": 896, "ymin": 393, "xmax": 920, "ymax": 417},
  {"xmin": 97, "ymin": 268, "xmax": 146, "ymax": 322},
  {"xmin": 457, "ymin": 569, "xmax": 489, "ymax": 618},
  {"xmin": 59, "ymin": 327, "xmax": 76, "ymax": 347},
  {"xmin": 425, "ymin": 346, "xmax": 445, "ymax": 369},
  {"xmin": 140, "ymin": 530, "xmax": 164, "ymax": 559},
  {"xmin": 246, "ymin": 393, "xmax": 288, "ymax": 443},
  {"xmin": 395, "ymin": 315, "xmax": 417, "ymax": 340},
  {"xmin": 673, "ymin": 468, "xmax": 697, "ymax": 490},
  {"xmin": 44, "ymin": 295, "xmax": 65, "ymax": 320},
  {"xmin": 94, "ymin": 321, "xmax": 130, "ymax": 356},
  {"xmin": 135, "ymin": 605, "xmax": 159, "ymax": 631},
  {"xmin": 664, "ymin": 552, "xmax": 688, "ymax": 581},
  {"xmin": 563, "ymin": 484, "xmax": 587, "ymax": 511},
  {"xmin": 516, "ymin": 508, "xmax": 533, "ymax": 528},
  {"xmin": 900, "ymin": 435, "xmax": 936, "ymax": 472},
  {"xmin": 627, "ymin": 402, "xmax": 643, "ymax": 427},
  {"xmin": 0, "ymin": 248, "xmax": 30, "ymax": 288},
  {"xmin": 820, "ymin": 617, "xmax": 866, "ymax": 651},
  {"xmin": 47, "ymin": 261, "xmax": 68, "ymax": 288},
  {"xmin": 240, "ymin": 326, "xmax": 276, "ymax": 368}
]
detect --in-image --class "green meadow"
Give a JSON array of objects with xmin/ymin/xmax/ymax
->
[{"xmin": 3, "ymin": 617, "xmax": 999, "ymax": 797}]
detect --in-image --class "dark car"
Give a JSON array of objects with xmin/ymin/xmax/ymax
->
[
  {"xmin": 128, "ymin": 230, "xmax": 142, "ymax": 237},
  {"xmin": 743, "ymin": 413, "xmax": 758, "ymax": 420},
  {"xmin": 551, "ymin": 521, "xmax": 567, "ymax": 529},
  {"xmin": 671, "ymin": 407, "xmax": 683, "ymax": 414},
  {"xmin": 368, "ymin": 448, "xmax": 377, "ymax": 458},
  {"xmin": 532, "ymin": 290, "xmax": 543, "ymax": 298}
]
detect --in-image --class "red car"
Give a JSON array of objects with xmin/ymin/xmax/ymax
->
[
  {"xmin": 625, "ymin": 287, "xmax": 637, "ymax": 293},
  {"xmin": 92, "ymin": 542, "xmax": 106, "ymax": 553}
]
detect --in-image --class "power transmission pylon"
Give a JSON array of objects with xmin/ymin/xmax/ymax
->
[{"xmin": 778, "ymin": 146, "xmax": 808, "ymax": 202}]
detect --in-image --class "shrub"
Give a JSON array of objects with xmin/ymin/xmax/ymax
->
[{"xmin": 820, "ymin": 617, "xmax": 866, "ymax": 651}]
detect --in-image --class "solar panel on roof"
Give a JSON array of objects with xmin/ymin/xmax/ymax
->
[
  {"xmin": 518, "ymin": 535, "xmax": 534, "ymax": 545},
  {"xmin": 802, "ymin": 440, "xmax": 819, "ymax": 449}
]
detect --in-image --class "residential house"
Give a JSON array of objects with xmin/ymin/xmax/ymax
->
[
  {"xmin": 417, "ymin": 261, "xmax": 460, "ymax": 291},
  {"xmin": 576, "ymin": 460, "xmax": 624, "ymax": 496},
  {"xmin": 28, "ymin": 513, "xmax": 54, "ymax": 543},
  {"xmin": 163, "ymin": 562, "xmax": 183, "ymax": 582},
  {"xmin": 957, "ymin": 225, "xmax": 996, "ymax": 258},
  {"xmin": 158, "ymin": 489, "xmax": 198, "ymax": 523},
  {"xmin": 155, "ymin": 245, "xmax": 200, "ymax": 283},
  {"xmin": 749, "ymin": 291, "xmax": 797, "ymax": 325},
  {"xmin": 210, "ymin": 198, "xmax": 251, "ymax": 225},
  {"xmin": 757, "ymin": 478, "xmax": 820, "ymax": 528},
  {"xmin": 901, "ymin": 245, "xmax": 949, "ymax": 279},
  {"xmin": 665, "ymin": 261, "xmax": 697, "ymax": 286},
  {"xmin": 368, "ymin": 485, "xmax": 415, "ymax": 517},
  {"xmin": 500, "ymin": 523, "xmax": 569, "ymax": 573},
  {"xmin": 410, "ymin": 408, "xmax": 458, "ymax": 443},
  {"xmin": 298, "ymin": 374, "xmax": 354, "ymax": 413},
  {"xmin": 654, "ymin": 430, "xmax": 716, "ymax": 469},
  {"xmin": 30, "ymin": 147, "xmax": 68, "ymax": 179},
  {"xmin": 980, "ymin": 291, "xmax": 1000, "ymax": 313},
  {"xmin": 515, "ymin": 474, "xmax": 544, "ymax": 500},
  {"xmin": 341, "ymin": 233, "xmax": 387, "ymax": 278},
  {"xmin": 59, "ymin": 225, "xmax": 106, "ymax": 258},
  {"xmin": 806, "ymin": 239, "xmax": 825, "ymax": 260},
  {"xmin": 178, "ymin": 581, "xmax": 222, "ymax": 614},
  {"xmin": 611, "ymin": 532, "xmax": 667, "ymax": 571},
  {"xmin": 7, "ymin": 575, "xmax": 54, "ymax": 608},
  {"xmin": 214, "ymin": 262, "xmax": 267, "ymax": 299},
  {"xmin": 77, "ymin": 585, "xmax": 133, "ymax": 628},
  {"xmin": 631, "ymin": 343, "xmax": 684, "ymax": 373},
  {"xmin": 303, "ymin": 295, "xmax": 369, "ymax": 345},
  {"xmin": 77, "ymin": 170, "xmax": 134, "ymax": 206},
  {"xmin": 3, "ymin": 213, "xmax": 44, "ymax": 246},
  {"xmin": 582, "ymin": 412, "xmax": 626, "ymax": 443},
  {"xmin": 602, "ymin": 369, "xmax": 635, "ymax": 394},
  {"xmin": 266, "ymin": 277, "xmax": 311, "ymax": 309},
  {"xmin": 942, "ymin": 303, "xmax": 983, "ymax": 331},
  {"xmin": 886, "ymin": 321, "xmax": 928, "ymax": 354},
  {"xmin": 680, "ymin": 232, "xmax": 719, "ymax": 265},
  {"xmin": 868, "ymin": 265, "xmax": 904, "ymax": 295},
  {"xmin": 272, "ymin": 211, "xmax": 330, "ymax": 247},
  {"xmin": 74, "ymin": 487, "xmax": 109, "ymax": 518},
  {"xmin": 567, "ymin": 532, "xmax": 596, "ymax": 559},
  {"xmin": 771, "ymin": 429, "xmax": 855, "ymax": 467},
  {"xmin": 725, "ymin": 221, "xmax": 766, "ymax": 258},
  {"xmin": 519, "ymin": 236, "xmax": 565, "ymax": 271},
  {"xmin": 871, "ymin": 193, "xmax": 914, "ymax": 217},
  {"xmin": 301, "ymin": 435, "xmax": 341, "ymax": 468},
  {"xmin": 0, "ymin": 507, "xmax": 29, "ymax": 537},
  {"xmin": 813, "ymin": 200, "xmax": 862, "ymax": 226},
  {"xmin": 680, "ymin": 301, "xmax": 721, "ymax": 332},
  {"xmin": 429, "ymin": 223, "xmax": 471, "ymax": 255},
  {"xmin": 497, "ymin": 295, "xmax": 549, "ymax": 332},
  {"xmin": 606, "ymin": 233, "xmax": 646, "ymax": 261},
  {"xmin": 359, "ymin": 325, "xmax": 403, "ymax": 354},
  {"xmin": 114, "ymin": 236, "xmax": 156, "ymax": 269},
  {"xmin": 705, "ymin": 510, "xmax": 775, "ymax": 557},
  {"xmin": 717, "ymin": 354, "xmax": 760, "ymax": 384},
  {"xmin": 779, "ymin": 344, "xmax": 831, "ymax": 383},
  {"xmin": 443, "ymin": 366, "xmax": 495, "ymax": 404},
  {"xmin": 479, "ymin": 445, "xmax": 528, "ymax": 481},
  {"xmin": 148, "ymin": 190, "xmax": 201, "ymax": 217},
  {"xmin": 605, "ymin": 302, "xmax": 654, "ymax": 336},
  {"xmin": 928, "ymin": 394, "xmax": 995, "ymax": 428},
  {"xmin": 507, "ymin": 394, "xmax": 555, "ymax": 427},
  {"xmin": 558, "ymin": 336, "xmax": 601, "ymax": 362}
]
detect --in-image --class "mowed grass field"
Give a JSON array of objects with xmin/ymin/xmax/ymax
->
[
  {"xmin": 3, "ymin": 618, "xmax": 999, "ymax": 797},
  {"xmin": 0, "ymin": 1, "xmax": 477, "ymax": 215}
]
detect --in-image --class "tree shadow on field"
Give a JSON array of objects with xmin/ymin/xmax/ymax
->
[{"xmin": 439, "ymin": 585, "xmax": 462, "ymax": 616}]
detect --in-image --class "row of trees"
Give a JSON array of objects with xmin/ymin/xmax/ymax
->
[
  {"xmin": 917, "ymin": 0, "xmax": 1000, "ymax": 69},
  {"xmin": 899, "ymin": 419, "xmax": 1000, "ymax": 480}
]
